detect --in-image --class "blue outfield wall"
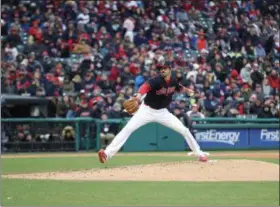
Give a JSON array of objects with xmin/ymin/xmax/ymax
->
[
  {"xmin": 190, "ymin": 128, "xmax": 279, "ymax": 150},
  {"xmin": 183, "ymin": 118, "xmax": 280, "ymax": 150},
  {"xmin": 192, "ymin": 129, "xmax": 249, "ymax": 149},
  {"xmin": 249, "ymin": 128, "xmax": 279, "ymax": 148}
]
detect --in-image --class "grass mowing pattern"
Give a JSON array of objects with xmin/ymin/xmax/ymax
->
[{"xmin": 1, "ymin": 179, "xmax": 279, "ymax": 206}]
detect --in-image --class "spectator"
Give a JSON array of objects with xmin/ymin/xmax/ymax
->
[
  {"xmin": 262, "ymin": 77, "xmax": 273, "ymax": 98},
  {"xmin": 0, "ymin": 0, "xmax": 279, "ymax": 119},
  {"xmin": 258, "ymin": 102, "xmax": 275, "ymax": 118},
  {"xmin": 272, "ymin": 60, "xmax": 280, "ymax": 73},
  {"xmin": 56, "ymin": 96, "xmax": 73, "ymax": 118},
  {"xmin": 255, "ymin": 43, "xmax": 266, "ymax": 58},
  {"xmin": 240, "ymin": 64, "xmax": 252, "ymax": 84},
  {"xmin": 75, "ymin": 100, "xmax": 94, "ymax": 118},
  {"xmin": 241, "ymin": 84, "xmax": 252, "ymax": 102},
  {"xmin": 184, "ymin": 103, "xmax": 205, "ymax": 133},
  {"xmin": 100, "ymin": 113, "xmax": 116, "ymax": 148},
  {"xmin": 203, "ymin": 90, "xmax": 221, "ymax": 117},
  {"xmin": 197, "ymin": 32, "xmax": 207, "ymax": 51},
  {"xmin": 268, "ymin": 69, "xmax": 280, "ymax": 94},
  {"xmin": 5, "ymin": 26, "xmax": 23, "ymax": 47},
  {"xmin": 14, "ymin": 125, "xmax": 33, "ymax": 142},
  {"xmin": 62, "ymin": 75, "xmax": 75, "ymax": 95},
  {"xmin": 123, "ymin": 17, "xmax": 135, "ymax": 43},
  {"xmin": 77, "ymin": 8, "xmax": 90, "ymax": 26},
  {"xmin": 249, "ymin": 98, "xmax": 263, "ymax": 116},
  {"xmin": 250, "ymin": 63, "xmax": 264, "ymax": 89}
]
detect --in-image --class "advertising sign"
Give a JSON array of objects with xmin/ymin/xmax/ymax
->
[
  {"xmin": 192, "ymin": 129, "xmax": 249, "ymax": 149},
  {"xmin": 250, "ymin": 129, "xmax": 279, "ymax": 148}
]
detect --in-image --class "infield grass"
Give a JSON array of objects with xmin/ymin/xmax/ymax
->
[
  {"xmin": 2, "ymin": 179, "xmax": 279, "ymax": 206},
  {"xmin": 1, "ymin": 152, "xmax": 279, "ymax": 206}
]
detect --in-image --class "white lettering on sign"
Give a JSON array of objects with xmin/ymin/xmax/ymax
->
[
  {"xmin": 260, "ymin": 129, "xmax": 280, "ymax": 141},
  {"xmin": 195, "ymin": 130, "xmax": 240, "ymax": 145}
]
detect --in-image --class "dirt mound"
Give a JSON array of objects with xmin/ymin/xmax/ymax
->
[
  {"xmin": 3, "ymin": 159, "xmax": 279, "ymax": 181},
  {"xmin": 1, "ymin": 151, "xmax": 279, "ymax": 159}
]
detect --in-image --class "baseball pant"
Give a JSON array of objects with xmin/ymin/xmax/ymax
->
[{"xmin": 104, "ymin": 103, "xmax": 202, "ymax": 159}]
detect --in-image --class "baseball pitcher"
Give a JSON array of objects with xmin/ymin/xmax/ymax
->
[{"xmin": 98, "ymin": 64, "xmax": 209, "ymax": 163}]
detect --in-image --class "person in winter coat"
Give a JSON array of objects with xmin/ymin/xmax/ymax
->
[
  {"xmin": 203, "ymin": 90, "xmax": 221, "ymax": 117},
  {"xmin": 211, "ymin": 80, "xmax": 225, "ymax": 105},
  {"xmin": 268, "ymin": 69, "xmax": 280, "ymax": 95},
  {"xmin": 258, "ymin": 103, "xmax": 274, "ymax": 118},
  {"xmin": 250, "ymin": 64, "xmax": 264, "ymax": 90},
  {"xmin": 184, "ymin": 103, "xmax": 205, "ymax": 133},
  {"xmin": 197, "ymin": 32, "xmax": 207, "ymax": 51},
  {"xmin": 229, "ymin": 69, "xmax": 243, "ymax": 88},
  {"xmin": 255, "ymin": 43, "xmax": 266, "ymax": 58},
  {"xmin": 230, "ymin": 36, "xmax": 242, "ymax": 52},
  {"xmin": 249, "ymin": 98, "xmax": 263, "ymax": 116},
  {"xmin": 272, "ymin": 60, "xmax": 280, "ymax": 73},
  {"xmin": 214, "ymin": 63, "xmax": 227, "ymax": 82},
  {"xmin": 62, "ymin": 75, "xmax": 74, "ymax": 95},
  {"xmin": 241, "ymin": 84, "xmax": 252, "ymax": 101},
  {"xmin": 262, "ymin": 77, "xmax": 273, "ymax": 98},
  {"xmin": 100, "ymin": 113, "xmax": 116, "ymax": 148},
  {"xmin": 240, "ymin": 63, "xmax": 252, "ymax": 83},
  {"xmin": 75, "ymin": 100, "xmax": 95, "ymax": 118}
]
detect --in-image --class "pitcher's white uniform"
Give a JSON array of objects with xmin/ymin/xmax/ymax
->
[{"xmin": 98, "ymin": 65, "xmax": 209, "ymax": 163}]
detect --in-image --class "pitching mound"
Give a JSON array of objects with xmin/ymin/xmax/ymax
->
[{"xmin": 3, "ymin": 159, "xmax": 279, "ymax": 181}]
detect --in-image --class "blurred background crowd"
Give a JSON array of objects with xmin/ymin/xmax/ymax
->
[{"xmin": 1, "ymin": 0, "xmax": 280, "ymax": 122}]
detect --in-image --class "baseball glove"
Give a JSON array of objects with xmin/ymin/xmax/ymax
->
[{"xmin": 123, "ymin": 97, "xmax": 139, "ymax": 115}]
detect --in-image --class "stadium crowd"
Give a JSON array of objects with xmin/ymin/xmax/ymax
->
[{"xmin": 1, "ymin": 0, "xmax": 280, "ymax": 122}]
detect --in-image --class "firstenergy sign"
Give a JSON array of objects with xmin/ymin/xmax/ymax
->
[
  {"xmin": 260, "ymin": 129, "xmax": 279, "ymax": 141},
  {"xmin": 195, "ymin": 130, "xmax": 240, "ymax": 145}
]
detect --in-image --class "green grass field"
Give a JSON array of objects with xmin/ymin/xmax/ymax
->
[{"xmin": 1, "ymin": 151, "xmax": 279, "ymax": 206}]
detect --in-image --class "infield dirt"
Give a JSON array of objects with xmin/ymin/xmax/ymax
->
[
  {"xmin": 2, "ymin": 159, "xmax": 279, "ymax": 181},
  {"xmin": 1, "ymin": 151, "xmax": 279, "ymax": 159}
]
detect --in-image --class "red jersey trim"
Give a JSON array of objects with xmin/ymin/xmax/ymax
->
[{"xmin": 138, "ymin": 83, "xmax": 151, "ymax": 95}]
